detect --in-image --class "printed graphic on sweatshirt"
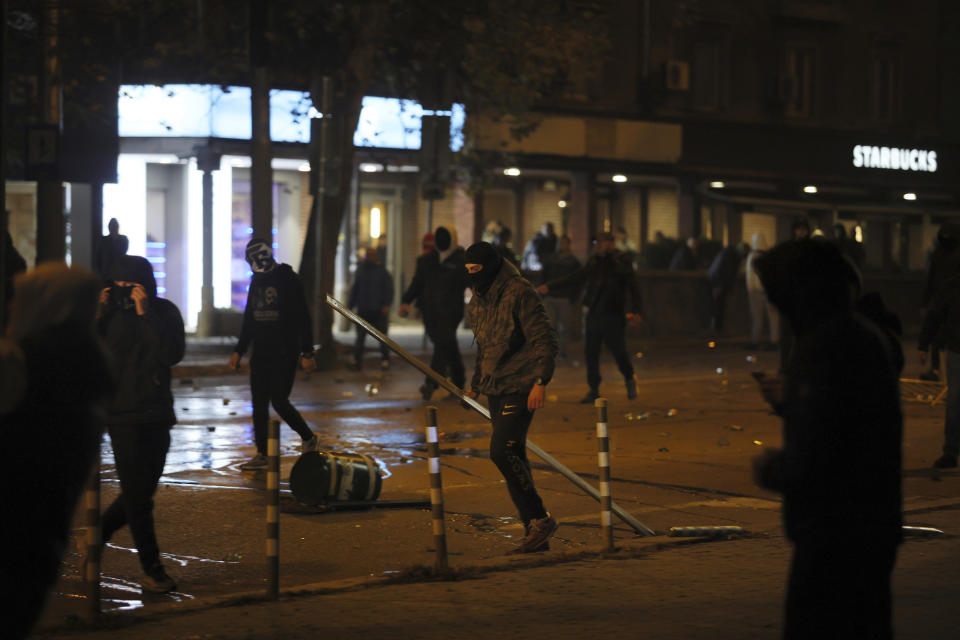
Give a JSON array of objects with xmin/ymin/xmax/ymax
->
[{"xmin": 252, "ymin": 285, "xmax": 280, "ymax": 322}]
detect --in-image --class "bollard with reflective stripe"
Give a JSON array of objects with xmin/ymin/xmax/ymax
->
[
  {"xmin": 595, "ymin": 398, "xmax": 614, "ymax": 551},
  {"xmin": 267, "ymin": 419, "xmax": 280, "ymax": 599},
  {"xmin": 425, "ymin": 406, "xmax": 448, "ymax": 571},
  {"xmin": 84, "ymin": 451, "xmax": 101, "ymax": 619}
]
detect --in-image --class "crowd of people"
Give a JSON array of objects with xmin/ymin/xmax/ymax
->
[{"xmin": 5, "ymin": 210, "xmax": 950, "ymax": 637}]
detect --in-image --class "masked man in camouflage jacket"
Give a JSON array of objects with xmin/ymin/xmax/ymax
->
[{"xmin": 463, "ymin": 242, "xmax": 560, "ymax": 554}]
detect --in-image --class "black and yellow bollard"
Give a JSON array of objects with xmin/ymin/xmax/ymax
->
[
  {"xmin": 267, "ymin": 419, "xmax": 280, "ymax": 599},
  {"xmin": 595, "ymin": 398, "xmax": 614, "ymax": 551},
  {"xmin": 84, "ymin": 451, "xmax": 101, "ymax": 620},
  {"xmin": 425, "ymin": 407, "xmax": 448, "ymax": 571}
]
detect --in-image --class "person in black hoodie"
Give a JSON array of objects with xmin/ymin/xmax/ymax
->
[
  {"xmin": 752, "ymin": 240, "xmax": 902, "ymax": 639},
  {"xmin": 399, "ymin": 225, "xmax": 469, "ymax": 401},
  {"xmin": 2, "ymin": 264, "xmax": 113, "ymax": 639},
  {"xmin": 231, "ymin": 239, "xmax": 319, "ymax": 469},
  {"xmin": 98, "ymin": 255, "xmax": 185, "ymax": 593},
  {"xmin": 348, "ymin": 247, "xmax": 394, "ymax": 370},
  {"xmin": 538, "ymin": 232, "xmax": 643, "ymax": 403}
]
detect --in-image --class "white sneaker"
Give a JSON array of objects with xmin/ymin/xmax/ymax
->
[{"xmin": 301, "ymin": 433, "xmax": 321, "ymax": 454}]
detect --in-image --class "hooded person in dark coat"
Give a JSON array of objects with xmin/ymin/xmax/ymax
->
[
  {"xmin": 752, "ymin": 240, "xmax": 903, "ymax": 639},
  {"xmin": 97, "ymin": 255, "xmax": 185, "ymax": 593},
  {"xmin": 231, "ymin": 239, "xmax": 319, "ymax": 469},
  {"xmin": 1, "ymin": 264, "xmax": 113, "ymax": 640},
  {"xmin": 464, "ymin": 242, "xmax": 560, "ymax": 554},
  {"xmin": 399, "ymin": 225, "xmax": 469, "ymax": 401},
  {"xmin": 348, "ymin": 247, "xmax": 394, "ymax": 369}
]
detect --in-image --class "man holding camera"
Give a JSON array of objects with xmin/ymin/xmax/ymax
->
[
  {"xmin": 98, "ymin": 255, "xmax": 185, "ymax": 593},
  {"xmin": 230, "ymin": 238, "xmax": 319, "ymax": 470}
]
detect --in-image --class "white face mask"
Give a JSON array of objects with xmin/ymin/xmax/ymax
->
[{"xmin": 246, "ymin": 242, "xmax": 276, "ymax": 273}]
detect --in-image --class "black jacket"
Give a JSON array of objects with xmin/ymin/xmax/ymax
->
[
  {"xmin": 545, "ymin": 250, "xmax": 642, "ymax": 316},
  {"xmin": 236, "ymin": 264, "xmax": 313, "ymax": 359},
  {"xmin": 401, "ymin": 248, "xmax": 468, "ymax": 327},
  {"xmin": 99, "ymin": 296, "xmax": 185, "ymax": 426},
  {"xmin": 755, "ymin": 240, "xmax": 902, "ymax": 544},
  {"xmin": 349, "ymin": 261, "xmax": 393, "ymax": 313},
  {"xmin": 919, "ymin": 268, "xmax": 960, "ymax": 353},
  {"xmin": 542, "ymin": 252, "xmax": 582, "ymax": 302},
  {"xmin": 706, "ymin": 246, "xmax": 742, "ymax": 289}
]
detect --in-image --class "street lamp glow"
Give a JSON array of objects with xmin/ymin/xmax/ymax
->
[
  {"xmin": 709, "ymin": 181, "xmax": 725, "ymax": 188},
  {"xmin": 504, "ymin": 167, "xmax": 521, "ymax": 176},
  {"xmin": 360, "ymin": 163, "xmax": 382, "ymax": 173},
  {"xmin": 612, "ymin": 174, "xmax": 627, "ymax": 183},
  {"xmin": 298, "ymin": 163, "xmax": 310, "ymax": 172},
  {"xmin": 558, "ymin": 200, "xmax": 568, "ymax": 208},
  {"xmin": 803, "ymin": 185, "xmax": 818, "ymax": 194},
  {"xmin": 903, "ymin": 192, "xmax": 917, "ymax": 201}
]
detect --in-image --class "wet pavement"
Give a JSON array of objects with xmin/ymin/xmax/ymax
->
[{"xmin": 32, "ymin": 326, "xmax": 960, "ymax": 636}]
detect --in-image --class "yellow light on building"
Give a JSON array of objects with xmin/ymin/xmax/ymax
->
[
  {"xmin": 504, "ymin": 167, "xmax": 521, "ymax": 176},
  {"xmin": 612, "ymin": 174, "xmax": 627, "ymax": 183},
  {"xmin": 803, "ymin": 185, "xmax": 818, "ymax": 194},
  {"xmin": 370, "ymin": 207, "xmax": 381, "ymax": 239},
  {"xmin": 903, "ymin": 192, "xmax": 917, "ymax": 201},
  {"xmin": 709, "ymin": 181, "xmax": 725, "ymax": 188}
]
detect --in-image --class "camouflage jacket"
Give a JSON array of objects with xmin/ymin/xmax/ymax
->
[{"xmin": 466, "ymin": 261, "xmax": 558, "ymax": 396}]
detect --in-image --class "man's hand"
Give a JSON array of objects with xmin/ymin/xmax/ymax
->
[
  {"xmin": 229, "ymin": 352, "xmax": 241, "ymax": 371},
  {"xmin": 300, "ymin": 353, "xmax": 318, "ymax": 373},
  {"xmin": 527, "ymin": 383, "xmax": 546, "ymax": 410},
  {"xmin": 626, "ymin": 313, "xmax": 643, "ymax": 329},
  {"xmin": 130, "ymin": 284, "xmax": 148, "ymax": 316},
  {"xmin": 920, "ymin": 350, "xmax": 929, "ymax": 367},
  {"xmin": 398, "ymin": 303, "xmax": 411, "ymax": 318},
  {"xmin": 536, "ymin": 285, "xmax": 549, "ymax": 295}
]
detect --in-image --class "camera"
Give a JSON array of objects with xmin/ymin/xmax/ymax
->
[{"xmin": 106, "ymin": 281, "xmax": 136, "ymax": 311}]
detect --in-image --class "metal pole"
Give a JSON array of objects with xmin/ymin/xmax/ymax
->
[
  {"xmin": 84, "ymin": 451, "xmax": 101, "ymax": 620},
  {"xmin": 595, "ymin": 398, "xmax": 614, "ymax": 551},
  {"xmin": 425, "ymin": 406, "xmax": 448, "ymax": 571},
  {"xmin": 266, "ymin": 419, "xmax": 280, "ymax": 599},
  {"xmin": 326, "ymin": 294, "xmax": 655, "ymax": 536},
  {"xmin": 313, "ymin": 76, "xmax": 331, "ymax": 344}
]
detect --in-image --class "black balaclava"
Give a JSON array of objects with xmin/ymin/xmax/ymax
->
[
  {"xmin": 434, "ymin": 227, "xmax": 452, "ymax": 251},
  {"xmin": 246, "ymin": 238, "xmax": 277, "ymax": 273},
  {"xmin": 107, "ymin": 255, "xmax": 158, "ymax": 298},
  {"xmin": 464, "ymin": 242, "xmax": 503, "ymax": 295}
]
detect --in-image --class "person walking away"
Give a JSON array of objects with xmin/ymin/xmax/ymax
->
[
  {"xmin": 919, "ymin": 222, "xmax": 960, "ymax": 381},
  {"xmin": 399, "ymin": 225, "xmax": 468, "ymax": 401},
  {"xmin": 706, "ymin": 242, "xmax": 748, "ymax": 335},
  {"xmin": 464, "ymin": 242, "xmax": 560, "ymax": 554},
  {"xmin": 538, "ymin": 232, "xmax": 643, "ymax": 403},
  {"xmin": 752, "ymin": 240, "xmax": 902, "ymax": 639},
  {"xmin": 541, "ymin": 235, "xmax": 581, "ymax": 359},
  {"xmin": 97, "ymin": 255, "xmax": 185, "ymax": 593},
  {"xmin": 2, "ymin": 222, "xmax": 27, "ymax": 329},
  {"xmin": 520, "ymin": 222, "xmax": 558, "ymax": 284},
  {"xmin": 745, "ymin": 232, "xmax": 779, "ymax": 350},
  {"xmin": 230, "ymin": 239, "xmax": 319, "ymax": 470},
  {"xmin": 919, "ymin": 250, "xmax": 960, "ymax": 469},
  {"xmin": 348, "ymin": 247, "xmax": 394, "ymax": 370},
  {"xmin": 93, "ymin": 218, "xmax": 129, "ymax": 281},
  {"xmin": 2, "ymin": 264, "xmax": 114, "ymax": 638}
]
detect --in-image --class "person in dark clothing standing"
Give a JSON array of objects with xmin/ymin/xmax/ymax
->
[
  {"xmin": 919, "ymin": 251, "xmax": 960, "ymax": 469},
  {"xmin": 706, "ymin": 242, "xmax": 748, "ymax": 333},
  {"xmin": 349, "ymin": 247, "xmax": 394, "ymax": 370},
  {"xmin": 493, "ymin": 226, "xmax": 520, "ymax": 268},
  {"xmin": 2, "ymin": 222, "xmax": 27, "ymax": 329},
  {"xmin": 668, "ymin": 236, "xmax": 704, "ymax": 270},
  {"xmin": 520, "ymin": 222, "xmax": 558, "ymax": 283},
  {"xmin": 2, "ymin": 264, "xmax": 113, "ymax": 639},
  {"xmin": 94, "ymin": 218, "xmax": 129, "ymax": 281},
  {"xmin": 752, "ymin": 240, "xmax": 902, "ymax": 639},
  {"xmin": 541, "ymin": 235, "xmax": 581, "ymax": 359},
  {"xmin": 97, "ymin": 255, "xmax": 185, "ymax": 593},
  {"xmin": 399, "ymin": 225, "xmax": 468, "ymax": 401},
  {"xmin": 464, "ymin": 242, "xmax": 560, "ymax": 554},
  {"xmin": 230, "ymin": 239, "xmax": 319, "ymax": 470},
  {"xmin": 538, "ymin": 232, "xmax": 643, "ymax": 403},
  {"xmin": 919, "ymin": 222, "xmax": 960, "ymax": 381}
]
